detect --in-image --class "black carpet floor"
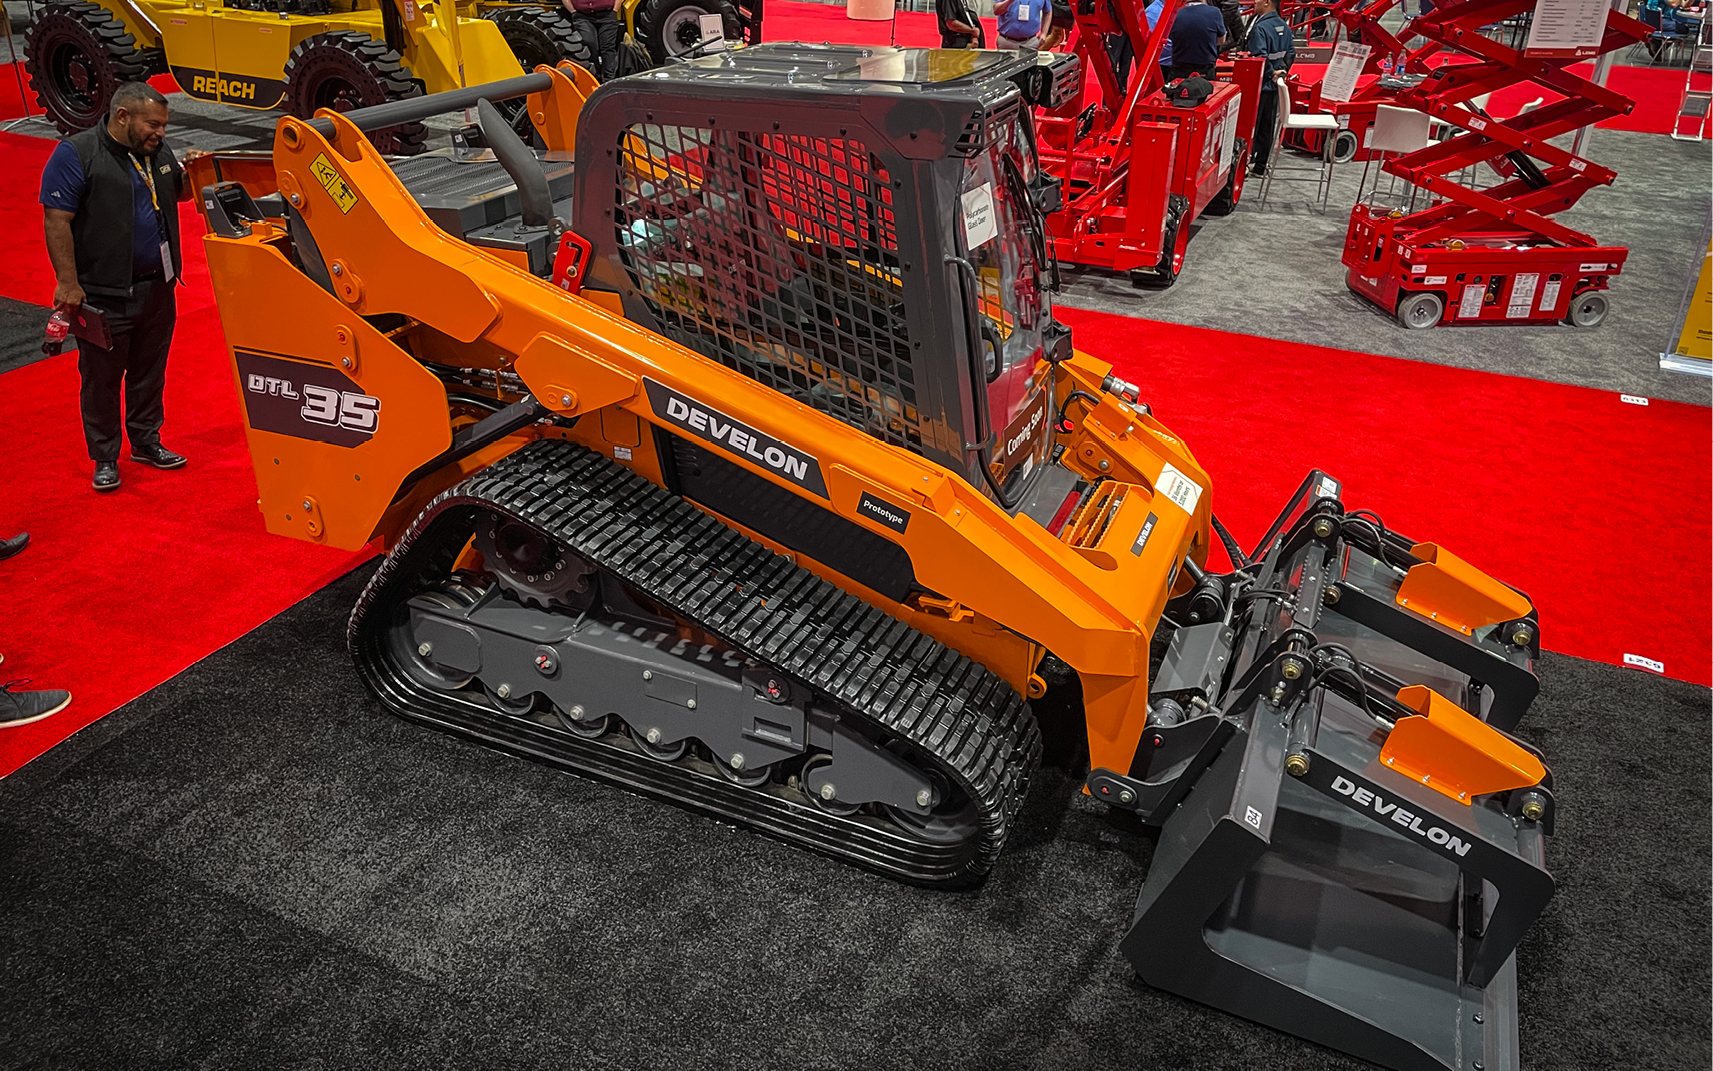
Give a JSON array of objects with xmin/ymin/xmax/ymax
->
[
  {"xmin": 1, "ymin": 564, "xmax": 1707, "ymax": 1071},
  {"xmin": 0, "ymin": 294, "xmax": 67, "ymax": 376}
]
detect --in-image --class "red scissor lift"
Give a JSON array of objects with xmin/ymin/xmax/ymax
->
[
  {"xmin": 1342, "ymin": 0, "xmax": 1650, "ymax": 328},
  {"xmin": 1037, "ymin": 0, "xmax": 1264, "ymax": 285}
]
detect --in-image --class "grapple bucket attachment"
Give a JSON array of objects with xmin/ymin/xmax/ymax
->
[{"xmin": 1106, "ymin": 472, "xmax": 1554, "ymax": 1071}]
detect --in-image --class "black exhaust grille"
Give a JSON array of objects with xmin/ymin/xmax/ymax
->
[{"xmin": 614, "ymin": 124, "xmax": 925, "ymax": 455}]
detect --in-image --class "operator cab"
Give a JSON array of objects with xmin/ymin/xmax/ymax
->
[{"xmin": 574, "ymin": 43, "xmax": 1080, "ymax": 522}]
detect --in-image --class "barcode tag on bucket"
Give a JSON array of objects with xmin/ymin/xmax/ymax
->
[{"xmin": 1156, "ymin": 463, "xmax": 1203, "ymax": 515}]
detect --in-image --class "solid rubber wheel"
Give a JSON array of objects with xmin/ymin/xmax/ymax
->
[
  {"xmin": 485, "ymin": 684, "xmax": 538, "ymax": 717},
  {"xmin": 1396, "ymin": 290, "xmax": 1444, "ymax": 329},
  {"xmin": 23, "ymin": 1, "xmax": 153, "ymax": 136},
  {"xmin": 1203, "ymin": 138, "xmax": 1244, "ymax": 217},
  {"xmin": 1565, "ymin": 290, "xmax": 1609, "ymax": 328},
  {"xmin": 552, "ymin": 704, "xmax": 614, "ymax": 739},
  {"xmin": 283, "ymin": 32, "xmax": 425, "ymax": 156},
  {"xmin": 713, "ymin": 753, "xmax": 773, "ymax": 788},
  {"xmin": 391, "ymin": 585, "xmax": 483, "ymax": 693},
  {"xmin": 635, "ymin": 0, "xmax": 741, "ymax": 62},
  {"xmin": 799, "ymin": 755, "xmax": 860, "ymax": 817},
  {"xmin": 631, "ymin": 723, "xmax": 689, "ymax": 762},
  {"xmin": 1331, "ymin": 129, "xmax": 1360, "ymax": 164},
  {"xmin": 486, "ymin": 6, "xmax": 596, "ymax": 73}
]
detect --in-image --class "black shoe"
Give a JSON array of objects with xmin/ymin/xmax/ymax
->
[
  {"xmin": 0, "ymin": 681, "xmax": 72, "ymax": 728},
  {"xmin": 0, "ymin": 532, "xmax": 27, "ymax": 561},
  {"xmin": 93, "ymin": 460, "xmax": 121, "ymax": 492},
  {"xmin": 131, "ymin": 444, "xmax": 187, "ymax": 470}
]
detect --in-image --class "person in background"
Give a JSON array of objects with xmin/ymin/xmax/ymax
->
[
  {"xmin": 1247, "ymin": 0, "xmax": 1295, "ymax": 174},
  {"xmin": 1639, "ymin": 0, "xmax": 1683, "ymax": 58},
  {"xmin": 1217, "ymin": 0, "xmax": 1246, "ymax": 50},
  {"xmin": 1168, "ymin": 0, "xmax": 1226, "ymax": 79},
  {"xmin": 1043, "ymin": 0, "xmax": 1074, "ymax": 49},
  {"xmin": 1146, "ymin": 0, "xmax": 1173, "ymax": 79},
  {"xmin": 40, "ymin": 82, "xmax": 194, "ymax": 494},
  {"xmin": 0, "ymin": 653, "xmax": 72, "ymax": 730},
  {"xmin": 565, "ymin": 0, "xmax": 622, "ymax": 78},
  {"xmin": 937, "ymin": 0, "xmax": 986, "ymax": 47},
  {"xmin": 995, "ymin": 0, "xmax": 1051, "ymax": 49}
]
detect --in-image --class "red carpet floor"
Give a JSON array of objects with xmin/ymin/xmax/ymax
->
[
  {"xmin": 1060, "ymin": 306, "xmax": 1712, "ymax": 688},
  {"xmin": 0, "ymin": 133, "xmax": 368, "ymax": 777},
  {"xmin": 0, "ymin": 88, "xmax": 1707, "ymax": 776}
]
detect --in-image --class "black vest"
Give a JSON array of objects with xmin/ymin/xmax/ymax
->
[{"xmin": 66, "ymin": 126, "xmax": 183, "ymax": 299}]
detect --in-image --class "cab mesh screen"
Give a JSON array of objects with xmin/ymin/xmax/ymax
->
[{"xmin": 614, "ymin": 124, "xmax": 924, "ymax": 455}]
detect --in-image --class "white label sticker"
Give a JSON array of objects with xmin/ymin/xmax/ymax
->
[
  {"xmin": 1424, "ymin": 275, "xmax": 1447, "ymax": 285},
  {"xmin": 614, "ymin": 445, "xmax": 634, "ymax": 460},
  {"xmin": 1469, "ymin": 117, "xmax": 1488, "ymax": 131},
  {"xmin": 1623, "ymin": 653, "xmax": 1665, "ymax": 674},
  {"xmin": 1322, "ymin": 41, "xmax": 1371, "ymax": 103},
  {"xmin": 1457, "ymin": 283, "xmax": 1485, "ymax": 319},
  {"xmin": 1317, "ymin": 476, "xmax": 1341, "ymax": 499},
  {"xmin": 1411, "ymin": 264, "xmax": 1426, "ymax": 273},
  {"xmin": 1540, "ymin": 278, "xmax": 1562, "ymax": 310},
  {"xmin": 1620, "ymin": 394, "xmax": 1649, "ymax": 406},
  {"xmin": 1156, "ymin": 463, "xmax": 1203, "ymax": 515},
  {"xmin": 1244, "ymin": 806, "xmax": 1264, "ymax": 829},
  {"xmin": 698, "ymin": 13, "xmax": 725, "ymax": 42},
  {"xmin": 1507, "ymin": 272, "xmax": 1539, "ymax": 318},
  {"xmin": 961, "ymin": 183, "xmax": 997, "ymax": 250},
  {"xmin": 1569, "ymin": 158, "xmax": 1587, "ymax": 172},
  {"xmin": 1579, "ymin": 263, "xmax": 1606, "ymax": 272}
]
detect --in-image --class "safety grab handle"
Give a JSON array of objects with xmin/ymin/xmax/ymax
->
[{"xmin": 307, "ymin": 72, "xmax": 557, "ymax": 140}]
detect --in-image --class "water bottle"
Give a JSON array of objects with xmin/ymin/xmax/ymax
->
[{"xmin": 43, "ymin": 308, "xmax": 70, "ymax": 356}]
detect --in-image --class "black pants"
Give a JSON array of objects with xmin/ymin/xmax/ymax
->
[
  {"xmin": 572, "ymin": 10, "xmax": 622, "ymax": 80},
  {"xmin": 1252, "ymin": 89, "xmax": 1279, "ymax": 172},
  {"xmin": 1106, "ymin": 34, "xmax": 1134, "ymax": 89},
  {"xmin": 77, "ymin": 277, "xmax": 176, "ymax": 462}
]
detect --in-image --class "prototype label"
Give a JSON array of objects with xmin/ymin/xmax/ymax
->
[
  {"xmin": 1155, "ymin": 463, "xmax": 1203, "ymax": 515},
  {"xmin": 310, "ymin": 153, "xmax": 360, "ymax": 214},
  {"xmin": 857, "ymin": 492, "xmax": 911, "ymax": 534},
  {"xmin": 235, "ymin": 349, "xmax": 380, "ymax": 448},
  {"xmin": 645, "ymin": 378, "xmax": 828, "ymax": 497},
  {"xmin": 1623, "ymin": 653, "xmax": 1665, "ymax": 673},
  {"xmin": 1131, "ymin": 512, "xmax": 1159, "ymax": 557}
]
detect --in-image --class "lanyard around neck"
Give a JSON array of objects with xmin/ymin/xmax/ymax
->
[{"xmin": 129, "ymin": 153, "xmax": 160, "ymax": 213}]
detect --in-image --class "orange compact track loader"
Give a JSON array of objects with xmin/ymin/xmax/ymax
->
[{"xmin": 192, "ymin": 46, "xmax": 1557, "ymax": 1071}]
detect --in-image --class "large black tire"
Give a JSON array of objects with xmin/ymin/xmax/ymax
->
[
  {"xmin": 23, "ymin": 1, "xmax": 156, "ymax": 136},
  {"xmin": 485, "ymin": 7, "xmax": 596, "ymax": 74},
  {"xmin": 634, "ymin": 0, "xmax": 741, "ymax": 63},
  {"xmin": 283, "ymin": 31, "xmax": 426, "ymax": 156}
]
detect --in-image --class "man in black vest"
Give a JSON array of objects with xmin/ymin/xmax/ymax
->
[{"xmin": 40, "ymin": 82, "xmax": 195, "ymax": 492}]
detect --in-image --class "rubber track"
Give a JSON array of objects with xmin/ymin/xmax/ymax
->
[{"xmin": 348, "ymin": 439, "xmax": 1041, "ymax": 887}]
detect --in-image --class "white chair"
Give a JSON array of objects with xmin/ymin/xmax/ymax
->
[{"xmin": 1260, "ymin": 72, "xmax": 1341, "ymax": 209}]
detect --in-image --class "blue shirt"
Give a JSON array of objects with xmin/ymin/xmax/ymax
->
[
  {"xmin": 1145, "ymin": 0, "xmax": 1174, "ymax": 66},
  {"xmin": 40, "ymin": 138, "xmax": 163, "ymax": 275},
  {"xmin": 998, "ymin": 0, "xmax": 1045, "ymax": 41},
  {"xmin": 1170, "ymin": 1, "xmax": 1227, "ymax": 68}
]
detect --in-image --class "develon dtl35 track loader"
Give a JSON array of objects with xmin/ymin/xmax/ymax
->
[{"xmin": 191, "ymin": 45, "xmax": 1557, "ymax": 1071}]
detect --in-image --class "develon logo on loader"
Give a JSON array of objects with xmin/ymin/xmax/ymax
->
[
  {"xmin": 645, "ymin": 378, "xmax": 829, "ymax": 497},
  {"xmin": 1329, "ymin": 774, "xmax": 1474, "ymax": 858}
]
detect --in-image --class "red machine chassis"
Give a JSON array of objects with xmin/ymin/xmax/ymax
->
[
  {"xmin": 1334, "ymin": 0, "xmax": 1648, "ymax": 327},
  {"xmin": 1038, "ymin": 0, "xmax": 1264, "ymax": 284}
]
